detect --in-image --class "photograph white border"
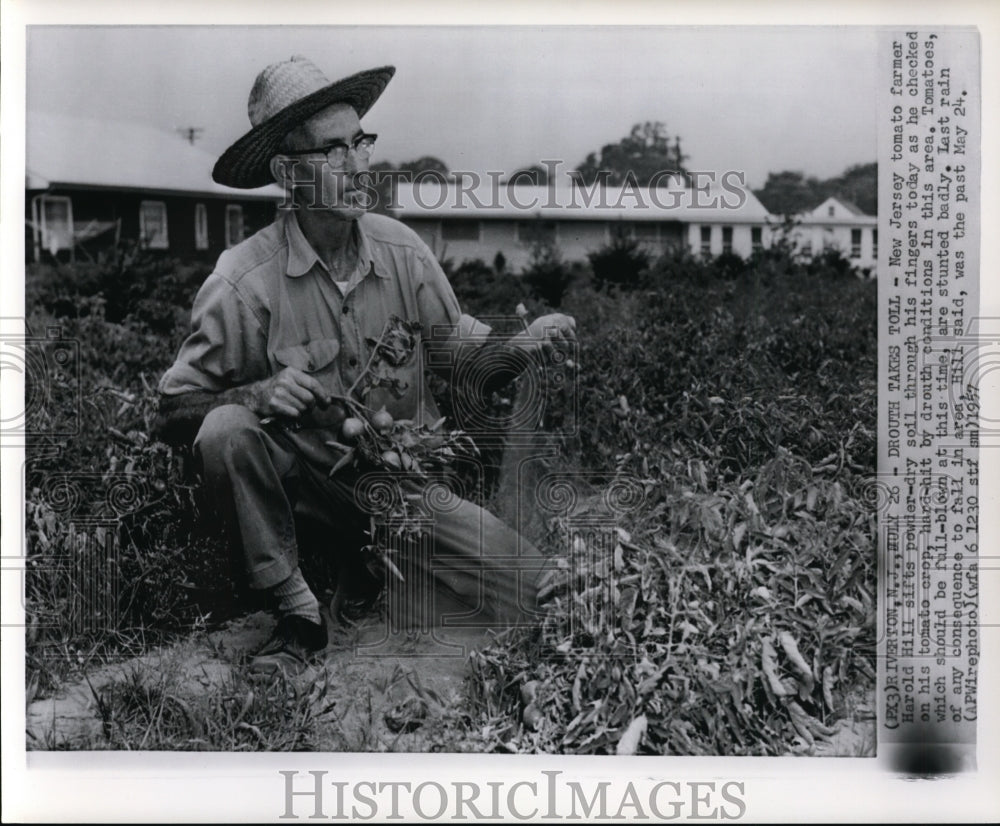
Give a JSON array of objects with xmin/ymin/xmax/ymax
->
[{"xmin": 2, "ymin": 0, "xmax": 999, "ymax": 822}]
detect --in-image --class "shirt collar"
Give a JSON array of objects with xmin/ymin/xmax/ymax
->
[{"xmin": 282, "ymin": 209, "xmax": 384, "ymax": 280}]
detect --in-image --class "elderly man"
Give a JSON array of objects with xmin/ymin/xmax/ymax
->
[{"xmin": 156, "ymin": 57, "xmax": 575, "ymax": 674}]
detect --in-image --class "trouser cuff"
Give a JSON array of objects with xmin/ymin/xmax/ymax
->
[{"xmin": 247, "ymin": 551, "xmax": 297, "ymax": 591}]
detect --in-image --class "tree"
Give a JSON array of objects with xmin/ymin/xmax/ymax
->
[
  {"xmin": 754, "ymin": 163, "xmax": 877, "ymax": 217},
  {"xmin": 752, "ymin": 170, "xmax": 824, "ymax": 216},
  {"xmin": 827, "ymin": 163, "xmax": 877, "ymax": 216},
  {"xmin": 521, "ymin": 241, "xmax": 575, "ymax": 308},
  {"xmin": 507, "ymin": 164, "xmax": 549, "ymax": 185},
  {"xmin": 367, "ymin": 161, "xmax": 400, "ymax": 214},
  {"xmin": 574, "ymin": 122, "xmax": 688, "ymax": 187},
  {"xmin": 368, "ymin": 156, "xmax": 452, "ymax": 214},
  {"xmin": 396, "ymin": 156, "xmax": 450, "ymax": 176}
]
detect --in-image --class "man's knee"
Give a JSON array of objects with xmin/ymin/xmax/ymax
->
[{"xmin": 194, "ymin": 403, "xmax": 262, "ymax": 468}]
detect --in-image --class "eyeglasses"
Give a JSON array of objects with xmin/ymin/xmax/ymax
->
[{"xmin": 281, "ymin": 133, "xmax": 378, "ymax": 168}]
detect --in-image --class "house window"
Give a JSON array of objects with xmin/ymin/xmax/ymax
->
[
  {"xmin": 751, "ymin": 226, "xmax": 763, "ymax": 254},
  {"xmin": 851, "ymin": 228, "xmax": 862, "ymax": 258},
  {"xmin": 722, "ymin": 226, "xmax": 733, "ymax": 255},
  {"xmin": 225, "ymin": 204, "xmax": 244, "ymax": 249},
  {"xmin": 828, "ymin": 205, "xmax": 835, "ymax": 217},
  {"xmin": 441, "ymin": 219, "xmax": 480, "ymax": 242},
  {"xmin": 38, "ymin": 195, "xmax": 74, "ymax": 254},
  {"xmin": 195, "ymin": 203, "xmax": 209, "ymax": 250},
  {"xmin": 139, "ymin": 200, "xmax": 169, "ymax": 249},
  {"xmin": 517, "ymin": 220, "xmax": 557, "ymax": 246},
  {"xmin": 872, "ymin": 229, "xmax": 878, "ymax": 258},
  {"xmin": 700, "ymin": 225, "xmax": 711, "ymax": 255}
]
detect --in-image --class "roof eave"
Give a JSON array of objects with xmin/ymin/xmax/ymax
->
[{"xmin": 26, "ymin": 180, "xmax": 284, "ymax": 201}]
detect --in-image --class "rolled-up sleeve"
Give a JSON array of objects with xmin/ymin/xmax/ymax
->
[
  {"xmin": 414, "ymin": 248, "xmax": 491, "ymax": 345},
  {"xmin": 412, "ymin": 247, "xmax": 530, "ymax": 396},
  {"xmin": 158, "ymin": 271, "xmax": 269, "ymax": 396}
]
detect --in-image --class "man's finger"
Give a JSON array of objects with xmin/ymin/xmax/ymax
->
[
  {"xmin": 540, "ymin": 337, "xmax": 556, "ymax": 361},
  {"xmin": 270, "ymin": 399, "xmax": 303, "ymax": 418},
  {"xmin": 279, "ymin": 380, "xmax": 317, "ymax": 406},
  {"xmin": 289, "ymin": 370, "xmax": 331, "ymax": 403},
  {"xmin": 274, "ymin": 387, "xmax": 309, "ymax": 413}
]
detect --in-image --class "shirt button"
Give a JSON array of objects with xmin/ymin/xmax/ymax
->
[
  {"xmin": 342, "ymin": 305, "xmax": 350, "ymax": 315},
  {"xmin": 349, "ymin": 357, "xmax": 358, "ymax": 367}
]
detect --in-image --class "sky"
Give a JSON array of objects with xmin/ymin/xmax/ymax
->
[{"xmin": 26, "ymin": 26, "xmax": 877, "ymax": 191}]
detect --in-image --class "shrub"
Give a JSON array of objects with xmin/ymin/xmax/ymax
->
[
  {"xmin": 27, "ymin": 241, "xmax": 211, "ymax": 335},
  {"xmin": 643, "ymin": 245, "xmax": 710, "ymax": 284},
  {"xmin": 807, "ymin": 247, "xmax": 860, "ymax": 279},
  {"xmin": 467, "ymin": 252, "xmax": 877, "ymax": 755},
  {"xmin": 444, "ymin": 257, "xmax": 529, "ymax": 318},
  {"xmin": 711, "ymin": 250, "xmax": 747, "ymax": 280},
  {"xmin": 492, "ymin": 251, "xmax": 507, "ymax": 274},
  {"xmin": 521, "ymin": 241, "xmax": 577, "ymax": 309},
  {"xmin": 587, "ymin": 231, "xmax": 651, "ymax": 291},
  {"xmin": 24, "ymin": 251, "xmax": 233, "ymax": 693}
]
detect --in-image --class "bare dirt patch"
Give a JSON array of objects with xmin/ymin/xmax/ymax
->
[{"xmin": 27, "ymin": 611, "xmax": 500, "ymax": 751}]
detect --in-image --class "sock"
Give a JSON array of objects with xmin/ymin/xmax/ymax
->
[{"xmin": 272, "ymin": 568, "xmax": 321, "ymax": 625}]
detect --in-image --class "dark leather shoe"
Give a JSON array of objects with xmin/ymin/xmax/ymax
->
[{"xmin": 249, "ymin": 614, "xmax": 328, "ymax": 676}]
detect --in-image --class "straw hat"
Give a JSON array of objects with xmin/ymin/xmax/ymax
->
[{"xmin": 213, "ymin": 56, "xmax": 395, "ymax": 189}]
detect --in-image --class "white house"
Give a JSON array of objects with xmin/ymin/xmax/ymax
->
[
  {"xmin": 782, "ymin": 196, "xmax": 878, "ymax": 273},
  {"xmin": 392, "ymin": 177, "xmax": 775, "ymax": 270}
]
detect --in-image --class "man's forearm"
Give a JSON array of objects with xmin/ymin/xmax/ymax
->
[{"xmin": 154, "ymin": 384, "xmax": 263, "ymax": 448}]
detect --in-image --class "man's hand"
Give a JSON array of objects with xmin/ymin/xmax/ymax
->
[
  {"xmin": 154, "ymin": 369, "xmax": 339, "ymax": 447},
  {"xmin": 511, "ymin": 313, "xmax": 577, "ymax": 362},
  {"xmin": 254, "ymin": 367, "xmax": 332, "ymax": 418}
]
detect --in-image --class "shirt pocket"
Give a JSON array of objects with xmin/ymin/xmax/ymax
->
[
  {"xmin": 271, "ymin": 339, "xmax": 347, "ymax": 430},
  {"xmin": 273, "ymin": 338, "xmax": 340, "ymax": 374}
]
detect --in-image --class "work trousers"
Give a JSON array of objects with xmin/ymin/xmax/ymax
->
[{"xmin": 194, "ymin": 404, "xmax": 545, "ymax": 628}]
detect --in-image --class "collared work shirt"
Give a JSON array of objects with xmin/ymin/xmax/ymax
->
[{"xmin": 159, "ymin": 209, "xmax": 490, "ymax": 460}]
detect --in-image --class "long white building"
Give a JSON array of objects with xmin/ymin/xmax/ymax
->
[{"xmin": 392, "ymin": 180, "xmax": 877, "ymax": 274}]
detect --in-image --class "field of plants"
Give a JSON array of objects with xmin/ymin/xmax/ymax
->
[{"xmin": 23, "ymin": 232, "xmax": 877, "ymax": 754}]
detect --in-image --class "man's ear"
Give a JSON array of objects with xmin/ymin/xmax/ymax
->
[{"xmin": 270, "ymin": 154, "xmax": 297, "ymax": 188}]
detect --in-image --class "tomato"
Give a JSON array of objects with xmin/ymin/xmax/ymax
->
[
  {"xmin": 372, "ymin": 407, "xmax": 394, "ymax": 433},
  {"xmin": 341, "ymin": 417, "xmax": 365, "ymax": 441}
]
